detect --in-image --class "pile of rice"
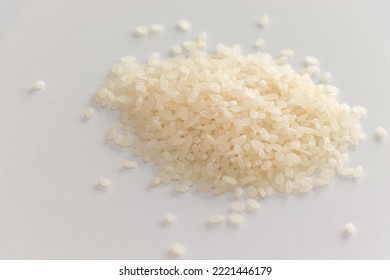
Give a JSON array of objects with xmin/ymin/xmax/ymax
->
[{"xmin": 94, "ymin": 35, "xmax": 366, "ymax": 197}]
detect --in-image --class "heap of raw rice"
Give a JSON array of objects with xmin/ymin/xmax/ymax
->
[{"xmin": 94, "ymin": 34, "xmax": 366, "ymax": 197}]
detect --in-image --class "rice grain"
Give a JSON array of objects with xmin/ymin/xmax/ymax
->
[
  {"xmin": 258, "ymin": 15, "xmax": 270, "ymax": 27},
  {"xmin": 170, "ymin": 243, "xmax": 186, "ymax": 256},
  {"xmin": 32, "ymin": 80, "xmax": 45, "ymax": 90},
  {"xmin": 177, "ymin": 20, "xmax": 191, "ymax": 32},
  {"xmin": 228, "ymin": 212, "xmax": 244, "ymax": 225},
  {"xmin": 208, "ymin": 215, "xmax": 226, "ymax": 224},
  {"xmin": 98, "ymin": 177, "xmax": 112, "ymax": 188},
  {"xmin": 85, "ymin": 107, "xmax": 95, "ymax": 119},
  {"xmin": 344, "ymin": 223, "xmax": 356, "ymax": 236},
  {"xmin": 375, "ymin": 127, "xmax": 387, "ymax": 140}
]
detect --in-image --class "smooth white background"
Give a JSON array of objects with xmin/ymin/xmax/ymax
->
[{"xmin": 0, "ymin": 0, "xmax": 389, "ymax": 259}]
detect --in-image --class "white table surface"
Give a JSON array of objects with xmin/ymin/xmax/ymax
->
[{"xmin": 1, "ymin": 0, "xmax": 390, "ymax": 259}]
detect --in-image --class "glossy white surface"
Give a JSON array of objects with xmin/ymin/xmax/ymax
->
[{"xmin": 1, "ymin": 0, "xmax": 390, "ymax": 259}]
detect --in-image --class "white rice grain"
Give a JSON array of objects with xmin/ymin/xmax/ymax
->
[
  {"xmin": 170, "ymin": 243, "xmax": 186, "ymax": 256},
  {"xmin": 163, "ymin": 213, "xmax": 176, "ymax": 224},
  {"xmin": 344, "ymin": 223, "xmax": 356, "ymax": 236},
  {"xmin": 375, "ymin": 127, "xmax": 387, "ymax": 140},
  {"xmin": 246, "ymin": 199, "xmax": 261, "ymax": 210},
  {"xmin": 123, "ymin": 160, "xmax": 138, "ymax": 169},
  {"xmin": 281, "ymin": 49, "xmax": 294, "ymax": 57},
  {"xmin": 32, "ymin": 80, "xmax": 45, "ymax": 90},
  {"xmin": 208, "ymin": 214, "xmax": 226, "ymax": 224},
  {"xmin": 149, "ymin": 24, "xmax": 165, "ymax": 33},
  {"xmin": 171, "ymin": 44, "xmax": 182, "ymax": 55},
  {"xmin": 254, "ymin": 38, "xmax": 265, "ymax": 48},
  {"xmin": 353, "ymin": 106, "xmax": 367, "ymax": 115},
  {"xmin": 230, "ymin": 201, "xmax": 246, "ymax": 212},
  {"xmin": 134, "ymin": 25, "xmax": 148, "ymax": 37},
  {"xmin": 305, "ymin": 55, "xmax": 319, "ymax": 65},
  {"xmin": 228, "ymin": 212, "xmax": 244, "ymax": 225},
  {"xmin": 98, "ymin": 177, "xmax": 112, "ymax": 188},
  {"xmin": 258, "ymin": 15, "xmax": 270, "ymax": 27},
  {"xmin": 352, "ymin": 166, "xmax": 363, "ymax": 178},
  {"xmin": 85, "ymin": 107, "xmax": 95, "ymax": 119},
  {"xmin": 177, "ymin": 19, "xmax": 191, "ymax": 32},
  {"xmin": 319, "ymin": 72, "xmax": 331, "ymax": 83},
  {"xmin": 174, "ymin": 184, "xmax": 190, "ymax": 193},
  {"xmin": 150, "ymin": 176, "xmax": 161, "ymax": 188}
]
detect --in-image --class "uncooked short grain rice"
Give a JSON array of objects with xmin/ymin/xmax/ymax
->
[
  {"xmin": 99, "ymin": 177, "xmax": 112, "ymax": 188},
  {"xmin": 163, "ymin": 213, "xmax": 176, "ymax": 223},
  {"xmin": 94, "ymin": 31, "xmax": 366, "ymax": 198},
  {"xmin": 32, "ymin": 80, "xmax": 45, "ymax": 90},
  {"xmin": 258, "ymin": 15, "xmax": 270, "ymax": 27},
  {"xmin": 319, "ymin": 72, "xmax": 331, "ymax": 83},
  {"xmin": 149, "ymin": 24, "xmax": 165, "ymax": 34},
  {"xmin": 150, "ymin": 177, "xmax": 161, "ymax": 188},
  {"xmin": 123, "ymin": 160, "xmax": 138, "ymax": 169},
  {"xmin": 230, "ymin": 201, "xmax": 246, "ymax": 212},
  {"xmin": 134, "ymin": 25, "xmax": 148, "ymax": 37},
  {"xmin": 174, "ymin": 183, "xmax": 190, "ymax": 193},
  {"xmin": 228, "ymin": 212, "xmax": 244, "ymax": 224},
  {"xmin": 281, "ymin": 49, "xmax": 294, "ymax": 57},
  {"xmin": 254, "ymin": 38, "xmax": 265, "ymax": 48},
  {"xmin": 170, "ymin": 243, "xmax": 186, "ymax": 256},
  {"xmin": 208, "ymin": 214, "xmax": 226, "ymax": 224},
  {"xmin": 85, "ymin": 107, "xmax": 95, "ymax": 119},
  {"xmin": 304, "ymin": 55, "xmax": 319, "ymax": 65},
  {"xmin": 177, "ymin": 19, "xmax": 191, "ymax": 32},
  {"xmin": 344, "ymin": 223, "xmax": 356, "ymax": 236},
  {"xmin": 375, "ymin": 127, "xmax": 387, "ymax": 140},
  {"xmin": 247, "ymin": 199, "xmax": 261, "ymax": 210}
]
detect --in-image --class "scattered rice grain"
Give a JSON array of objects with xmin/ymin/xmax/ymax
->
[
  {"xmin": 208, "ymin": 215, "xmax": 226, "ymax": 224},
  {"xmin": 174, "ymin": 184, "xmax": 190, "ymax": 193},
  {"xmin": 375, "ymin": 127, "xmax": 387, "ymax": 140},
  {"xmin": 319, "ymin": 72, "xmax": 331, "ymax": 83},
  {"xmin": 150, "ymin": 176, "xmax": 161, "ymax": 187},
  {"xmin": 230, "ymin": 201, "xmax": 246, "ymax": 212},
  {"xmin": 163, "ymin": 213, "xmax": 176, "ymax": 223},
  {"xmin": 305, "ymin": 55, "xmax": 319, "ymax": 65},
  {"xmin": 170, "ymin": 243, "xmax": 186, "ymax": 256},
  {"xmin": 353, "ymin": 106, "xmax": 367, "ymax": 115},
  {"xmin": 352, "ymin": 166, "xmax": 363, "ymax": 178},
  {"xmin": 246, "ymin": 199, "xmax": 261, "ymax": 210},
  {"xmin": 228, "ymin": 212, "xmax": 244, "ymax": 224},
  {"xmin": 32, "ymin": 80, "xmax": 45, "ymax": 90},
  {"xmin": 281, "ymin": 49, "xmax": 294, "ymax": 57},
  {"xmin": 258, "ymin": 15, "xmax": 270, "ymax": 27},
  {"xmin": 344, "ymin": 223, "xmax": 356, "ymax": 236},
  {"xmin": 98, "ymin": 177, "xmax": 112, "ymax": 188},
  {"xmin": 254, "ymin": 38, "xmax": 265, "ymax": 48},
  {"xmin": 123, "ymin": 160, "xmax": 138, "ymax": 169},
  {"xmin": 85, "ymin": 107, "xmax": 95, "ymax": 119},
  {"xmin": 150, "ymin": 24, "xmax": 165, "ymax": 33},
  {"xmin": 177, "ymin": 19, "xmax": 191, "ymax": 32},
  {"xmin": 134, "ymin": 25, "xmax": 148, "ymax": 37}
]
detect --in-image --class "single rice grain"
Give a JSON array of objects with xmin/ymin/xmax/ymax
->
[
  {"xmin": 32, "ymin": 80, "xmax": 45, "ymax": 90},
  {"xmin": 170, "ymin": 243, "xmax": 186, "ymax": 256},
  {"xmin": 344, "ymin": 223, "xmax": 356, "ymax": 237}
]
